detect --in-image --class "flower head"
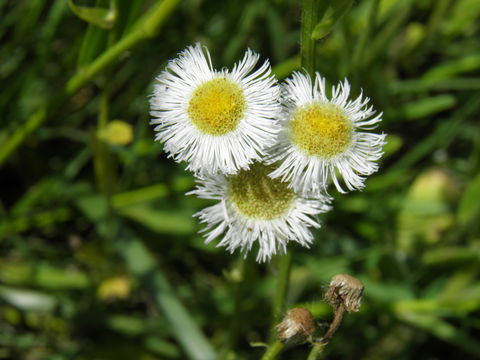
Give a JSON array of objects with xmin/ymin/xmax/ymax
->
[
  {"xmin": 325, "ymin": 274, "xmax": 364, "ymax": 313},
  {"xmin": 189, "ymin": 162, "xmax": 331, "ymax": 262},
  {"xmin": 268, "ymin": 71, "xmax": 386, "ymax": 194},
  {"xmin": 150, "ymin": 43, "xmax": 281, "ymax": 175},
  {"xmin": 276, "ymin": 307, "xmax": 316, "ymax": 344}
]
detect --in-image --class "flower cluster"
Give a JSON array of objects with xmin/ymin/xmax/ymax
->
[{"xmin": 150, "ymin": 43, "xmax": 386, "ymax": 262}]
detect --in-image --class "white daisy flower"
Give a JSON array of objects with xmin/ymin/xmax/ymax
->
[
  {"xmin": 189, "ymin": 162, "xmax": 331, "ymax": 262},
  {"xmin": 150, "ymin": 43, "xmax": 281, "ymax": 175},
  {"xmin": 268, "ymin": 71, "xmax": 386, "ymax": 194}
]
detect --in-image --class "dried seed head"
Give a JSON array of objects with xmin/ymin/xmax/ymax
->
[
  {"xmin": 325, "ymin": 274, "xmax": 364, "ymax": 312},
  {"xmin": 276, "ymin": 307, "xmax": 316, "ymax": 344}
]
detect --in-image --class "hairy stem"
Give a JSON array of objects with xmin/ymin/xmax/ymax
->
[
  {"xmin": 306, "ymin": 341, "xmax": 327, "ymax": 360},
  {"xmin": 261, "ymin": 341, "xmax": 285, "ymax": 360},
  {"xmin": 300, "ymin": 0, "xmax": 326, "ymax": 75},
  {"xmin": 221, "ymin": 256, "xmax": 253, "ymax": 359},
  {"xmin": 323, "ymin": 304, "xmax": 346, "ymax": 341},
  {"xmin": 270, "ymin": 252, "xmax": 292, "ymax": 341},
  {"xmin": 262, "ymin": 252, "xmax": 292, "ymax": 360},
  {"xmin": 307, "ymin": 303, "xmax": 347, "ymax": 359}
]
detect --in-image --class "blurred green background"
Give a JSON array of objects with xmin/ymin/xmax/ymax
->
[{"xmin": 1, "ymin": 0, "xmax": 480, "ymax": 359}]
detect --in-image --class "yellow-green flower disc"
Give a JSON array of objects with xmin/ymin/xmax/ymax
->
[
  {"xmin": 291, "ymin": 103, "xmax": 353, "ymax": 158},
  {"xmin": 188, "ymin": 78, "xmax": 246, "ymax": 135},
  {"xmin": 228, "ymin": 163, "xmax": 294, "ymax": 219}
]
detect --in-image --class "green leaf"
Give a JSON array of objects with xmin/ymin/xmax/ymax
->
[
  {"xmin": 116, "ymin": 235, "xmax": 217, "ymax": 360},
  {"xmin": 117, "ymin": 204, "xmax": 195, "ymax": 235},
  {"xmin": 107, "ymin": 315, "xmax": 147, "ymax": 336},
  {"xmin": 312, "ymin": 16, "xmax": 334, "ymax": 40},
  {"xmin": 383, "ymin": 134, "xmax": 403, "ymax": 157},
  {"xmin": 423, "ymin": 53, "xmax": 480, "ymax": 80},
  {"xmin": 77, "ymin": 22, "xmax": 108, "ymax": 67},
  {"xmin": 304, "ymin": 256, "xmax": 350, "ymax": 281},
  {"xmin": 112, "ymin": 184, "xmax": 169, "ymax": 208},
  {"xmin": 144, "ymin": 336, "xmax": 181, "ymax": 358},
  {"xmin": 68, "ymin": 0, "xmax": 117, "ymax": 29},
  {"xmin": 272, "ymin": 56, "xmax": 300, "ymax": 80},
  {"xmin": 397, "ymin": 168, "xmax": 459, "ymax": 252},
  {"xmin": 423, "ymin": 245, "xmax": 480, "ymax": 266},
  {"xmin": 394, "ymin": 95, "xmax": 457, "ymax": 121},
  {"xmin": 458, "ymin": 173, "xmax": 480, "ymax": 226},
  {"xmin": 76, "ymin": 193, "xmax": 108, "ymax": 221},
  {"xmin": 312, "ymin": 0, "xmax": 354, "ymax": 40},
  {"xmin": 0, "ymin": 285, "xmax": 56, "ymax": 312},
  {"xmin": 35, "ymin": 263, "xmax": 90, "ymax": 290},
  {"xmin": 361, "ymin": 278, "xmax": 414, "ymax": 303},
  {"xmin": 397, "ymin": 312, "xmax": 480, "ymax": 357},
  {"xmin": 0, "ymin": 262, "xmax": 90, "ymax": 290}
]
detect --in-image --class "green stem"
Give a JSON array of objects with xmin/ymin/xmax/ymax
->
[
  {"xmin": 0, "ymin": 0, "xmax": 181, "ymax": 168},
  {"xmin": 94, "ymin": 9, "xmax": 119, "ymax": 237},
  {"xmin": 221, "ymin": 256, "xmax": 252, "ymax": 359},
  {"xmin": 307, "ymin": 342, "xmax": 327, "ymax": 360},
  {"xmin": 260, "ymin": 341, "xmax": 285, "ymax": 360},
  {"xmin": 300, "ymin": 0, "xmax": 326, "ymax": 75},
  {"xmin": 92, "ymin": 91, "xmax": 111, "ymax": 193},
  {"xmin": 270, "ymin": 252, "xmax": 292, "ymax": 341}
]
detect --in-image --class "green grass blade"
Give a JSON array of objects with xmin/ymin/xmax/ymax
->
[{"xmin": 116, "ymin": 235, "xmax": 217, "ymax": 360}]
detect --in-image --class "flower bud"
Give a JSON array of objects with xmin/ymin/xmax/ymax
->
[
  {"xmin": 325, "ymin": 274, "xmax": 364, "ymax": 312},
  {"xmin": 276, "ymin": 307, "xmax": 316, "ymax": 344}
]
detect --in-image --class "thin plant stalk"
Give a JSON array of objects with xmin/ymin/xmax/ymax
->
[
  {"xmin": 300, "ymin": 0, "xmax": 326, "ymax": 75},
  {"xmin": 93, "ymin": 4, "xmax": 120, "ymax": 239},
  {"xmin": 261, "ymin": 341, "xmax": 285, "ymax": 360},
  {"xmin": 322, "ymin": 304, "xmax": 346, "ymax": 341},
  {"xmin": 221, "ymin": 255, "xmax": 254, "ymax": 359},
  {"xmin": 270, "ymin": 252, "xmax": 293, "ymax": 340},
  {"xmin": 264, "ymin": 252, "xmax": 291, "ymax": 358},
  {"xmin": 307, "ymin": 341, "xmax": 327, "ymax": 360}
]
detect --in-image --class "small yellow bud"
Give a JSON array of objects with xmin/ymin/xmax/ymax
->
[
  {"xmin": 98, "ymin": 120, "xmax": 134, "ymax": 146},
  {"xmin": 97, "ymin": 276, "xmax": 131, "ymax": 301}
]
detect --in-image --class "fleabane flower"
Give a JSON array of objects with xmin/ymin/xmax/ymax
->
[
  {"xmin": 268, "ymin": 72, "xmax": 386, "ymax": 194},
  {"xmin": 189, "ymin": 162, "xmax": 331, "ymax": 262},
  {"xmin": 150, "ymin": 43, "xmax": 281, "ymax": 175}
]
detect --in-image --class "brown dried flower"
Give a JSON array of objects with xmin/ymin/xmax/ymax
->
[
  {"xmin": 276, "ymin": 307, "xmax": 316, "ymax": 344},
  {"xmin": 325, "ymin": 274, "xmax": 364, "ymax": 313},
  {"xmin": 320, "ymin": 274, "xmax": 365, "ymax": 343}
]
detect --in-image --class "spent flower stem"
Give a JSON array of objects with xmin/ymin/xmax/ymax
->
[
  {"xmin": 270, "ymin": 252, "xmax": 293, "ymax": 342},
  {"xmin": 261, "ymin": 341, "xmax": 285, "ymax": 360}
]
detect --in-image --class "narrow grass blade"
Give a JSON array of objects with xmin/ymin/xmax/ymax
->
[{"xmin": 116, "ymin": 234, "xmax": 217, "ymax": 360}]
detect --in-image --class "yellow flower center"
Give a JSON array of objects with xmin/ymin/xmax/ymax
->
[
  {"xmin": 188, "ymin": 78, "xmax": 246, "ymax": 135},
  {"xmin": 228, "ymin": 163, "xmax": 295, "ymax": 220},
  {"xmin": 290, "ymin": 103, "xmax": 353, "ymax": 157}
]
